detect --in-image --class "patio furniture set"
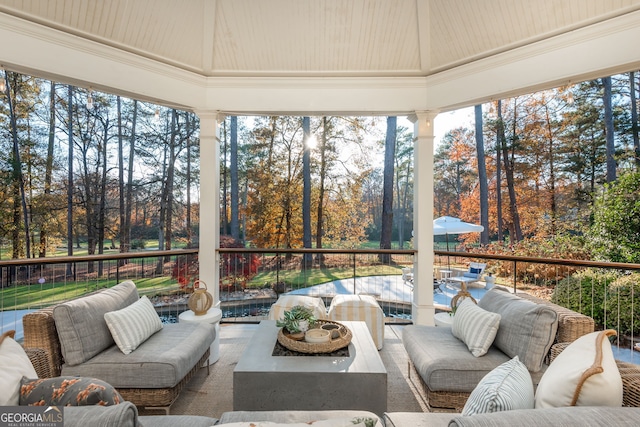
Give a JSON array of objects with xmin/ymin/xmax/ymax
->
[{"xmin": 3, "ymin": 281, "xmax": 640, "ymax": 426}]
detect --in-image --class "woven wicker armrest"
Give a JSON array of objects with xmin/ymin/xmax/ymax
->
[
  {"xmin": 24, "ymin": 347, "xmax": 53, "ymax": 379},
  {"xmin": 22, "ymin": 307, "xmax": 62, "ymax": 378},
  {"xmin": 550, "ymin": 342, "xmax": 640, "ymax": 407},
  {"xmin": 617, "ymin": 361, "xmax": 640, "ymax": 407},
  {"xmin": 517, "ymin": 292, "xmax": 595, "ymax": 343}
]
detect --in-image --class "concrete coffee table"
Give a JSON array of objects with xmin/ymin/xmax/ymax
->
[{"xmin": 233, "ymin": 320, "xmax": 387, "ymax": 415}]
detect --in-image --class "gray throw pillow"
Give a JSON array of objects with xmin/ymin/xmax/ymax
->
[
  {"xmin": 478, "ymin": 288, "xmax": 558, "ymax": 372},
  {"xmin": 53, "ymin": 281, "xmax": 139, "ymax": 366}
]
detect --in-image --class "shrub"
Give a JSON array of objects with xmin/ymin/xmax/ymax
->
[
  {"xmin": 476, "ymin": 233, "xmax": 591, "ymax": 285},
  {"xmin": 551, "ymin": 268, "xmax": 620, "ymax": 327},
  {"xmin": 131, "ymin": 239, "xmax": 146, "ymax": 250},
  {"xmin": 587, "ymin": 171, "xmax": 640, "ymax": 263},
  {"xmin": 605, "ymin": 273, "xmax": 640, "ymax": 336}
]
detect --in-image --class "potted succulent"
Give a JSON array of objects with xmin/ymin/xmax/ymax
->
[{"xmin": 276, "ymin": 305, "xmax": 317, "ymax": 339}]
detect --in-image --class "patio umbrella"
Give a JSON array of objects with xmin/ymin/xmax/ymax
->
[
  {"xmin": 433, "ymin": 216, "xmax": 484, "ymax": 270},
  {"xmin": 433, "ymin": 216, "xmax": 484, "ymax": 251}
]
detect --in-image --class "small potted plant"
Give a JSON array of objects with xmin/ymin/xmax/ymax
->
[{"xmin": 276, "ymin": 305, "xmax": 317, "ymax": 339}]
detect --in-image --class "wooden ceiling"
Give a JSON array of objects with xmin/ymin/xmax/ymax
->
[
  {"xmin": 1, "ymin": 0, "xmax": 639, "ymax": 78},
  {"xmin": 1, "ymin": 0, "xmax": 640, "ymax": 113}
]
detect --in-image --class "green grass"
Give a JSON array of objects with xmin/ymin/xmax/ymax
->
[
  {"xmin": 0, "ymin": 240, "xmax": 409, "ymax": 311},
  {"xmin": 0, "ymin": 239, "xmax": 190, "ymax": 259},
  {"xmin": 247, "ymin": 264, "xmax": 403, "ymax": 288},
  {"xmin": 0, "ymin": 276, "xmax": 181, "ymax": 311}
]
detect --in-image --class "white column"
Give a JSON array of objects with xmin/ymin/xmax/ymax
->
[
  {"xmin": 195, "ymin": 111, "xmax": 222, "ymax": 307},
  {"xmin": 409, "ymin": 111, "xmax": 438, "ymax": 325}
]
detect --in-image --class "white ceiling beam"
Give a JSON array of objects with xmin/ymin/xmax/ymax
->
[{"xmin": 416, "ymin": 0, "xmax": 430, "ymax": 72}]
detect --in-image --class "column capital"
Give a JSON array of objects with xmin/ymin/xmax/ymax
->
[
  {"xmin": 194, "ymin": 110, "xmax": 226, "ymax": 123},
  {"xmin": 407, "ymin": 110, "xmax": 439, "ymax": 123},
  {"xmin": 408, "ymin": 110, "xmax": 439, "ymax": 137}
]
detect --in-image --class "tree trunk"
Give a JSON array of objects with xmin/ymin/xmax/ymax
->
[
  {"xmin": 125, "ymin": 100, "xmax": 137, "ymax": 251},
  {"xmin": 475, "ymin": 105, "xmax": 489, "ymax": 246},
  {"xmin": 4, "ymin": 72, "xmax": 31, "ymax": 259},
  {"xmin": 118, "ymin": 96, "xmax": 126, "ymax": 256},
  {"xmin": 500, "ymin": 100, "xmax": 523, "ymax": 242},
  {"xmin": 603, "ymin": 76, "xmax": 616, "ymax": 182},
  {"xmin": 40, "ymin": 81, "xmax": 56, "ymax": 257},
  {"xmin": 630, "ymin": 72, "xmax": 640, "ymax": 169},
  {"xmin": 164, "ymin": 110, "xmax": 178, "ymax": 254},
  {"xmin": 544, "ymin": 105, "xmax": 557, "ymax": 235},
  {"xmin": 302, "ymin": 117, "xmax": 313, "ymax": 268},
  {"xmin": 97, "ymin": 117, "xmax": 108, "ymax": 276},
  {"xmin": 315, "ymin": 117, "xmax": 328, "ymax": 265},
  {"xmin": 156, "ymin": 116, "xmax": 167, "ymax": 274},
  {"xmin": 230, "ymin": 116, "xmax": 240, "ymax": 240},
  {"xmin": 66, "ymin": 85, "xmax": 73, "ymax": 275},
  {"xmin": 380, "ymin": 116, "xmax": 396, "ymax": 263},
  {"xmin": 221, "ymin": 119, "xmax": 229, "ymax": 235},
  {"xmin": 496, "ymin": 101, "xmax": 504, "ymax": 243},
  {"xmin": 185, "ymin": 112, "xmax": 192, "ymax": 247}
]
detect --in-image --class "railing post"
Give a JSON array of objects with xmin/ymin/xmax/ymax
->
[
  {"xmin": 513, "ymin": 260, "xmax": 517, "ymax": 294},
  {"xmin": 353, "ymin": 253, "xmax": 357, "ymax": 295}
]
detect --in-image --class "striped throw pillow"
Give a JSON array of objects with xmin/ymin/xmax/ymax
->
[
  {"xmin": 462, "ymin": 356, "xmax": 534, "ymax": 416},
  {"xmin": 452, "ymin": 298, "xmax": 500, "ymax": 357},
  {"xmin": 104, "ymin": 295, "xmax": 162, "ymax": 354}
]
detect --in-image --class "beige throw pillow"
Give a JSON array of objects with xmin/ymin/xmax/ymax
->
[
  {"xmin": 535, "ymin": 329, "xmax": 622, "ymax": 408},
  {"xmin": 452, "ymin": 298, "xmax": 501, "ymax": 357},
  {"xmin": 0, "ymin": 330, "xmax": 39, "ymax": 405},
  {"xmin": 104, "ymin": 295, "xmax": 163, "ymax": 354}
]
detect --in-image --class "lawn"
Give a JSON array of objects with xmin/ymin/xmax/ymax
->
[
  {"xmin": 0, "ymin": 276, "xmax": 180, "ymax": 310},
  {"xmin": 247, "ymin": 264, "xmax": 403, "ymax": 288}
]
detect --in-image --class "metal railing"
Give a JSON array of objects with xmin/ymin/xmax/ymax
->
[
  {"xmin": 2, "ymin": 246, "xmax": 640, "ymax": 363},
  {"xmin": 0, "ymin": 249, "xmax": 199, "ymax": 339},
  {"xmin": 217, "ymin": 248, "xmax": 415, "ymax": 321},
  {"xmin": 435, "ymin": 250, "xmax": 640, "ymax": 363}
]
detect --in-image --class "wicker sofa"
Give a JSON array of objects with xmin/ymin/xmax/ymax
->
[
  {"xmin": 22, "ymin": 280, "xmax": 215, "ymax": 412},
  {"xmin": 403, "ymin": 287, "xmax": 595, "ymax": 412}
]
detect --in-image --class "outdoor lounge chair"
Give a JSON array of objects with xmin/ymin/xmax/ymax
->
[
  {"xmin": 448, "ymin": 262, "xmax": 486, "ymax": 288},
  {"xmin": 401, "ymin": 267, "xmax": 413, "ymax": 285}
]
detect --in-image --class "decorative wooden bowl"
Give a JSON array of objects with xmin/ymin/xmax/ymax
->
[{"xmin": 277, "ymin": 320, "xmax": 352, "ymax": 354}]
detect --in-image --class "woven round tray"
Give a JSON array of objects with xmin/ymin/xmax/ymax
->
[{"xmin": 277, "ymin": 320, "xmax": 352, "ymax": 354}]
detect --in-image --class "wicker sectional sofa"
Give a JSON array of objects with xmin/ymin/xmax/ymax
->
[
  {"xmin": 402, "ymin": 287, "xmax": 595, "ymax": 412},
  {"xmin": 22, "ymin": 280, "xmax": 215, "ymax": 412}
]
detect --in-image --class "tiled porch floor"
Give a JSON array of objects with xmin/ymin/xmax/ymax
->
[{"xmin": 151, "ymin": 323, "xmax": 426, "ymax": 419}]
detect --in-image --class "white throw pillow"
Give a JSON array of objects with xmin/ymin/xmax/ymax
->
[
  {"xmin": 104, "ymin": 295, "xmax": 163, "ymax": 354},
  {"xmin": 462, "ymin": 356, "xmax": 534, "ymax": 416},
  {"xmin": 0, "ymin": 330, "xmax": 38, "ymax": 405},
  {"xmin": 452, "ymin": 299, "xmax": 501, "ymax": 357},
  {"xmin": 535, "ymin": 329, "xmax": 623, "ymax": 408}
]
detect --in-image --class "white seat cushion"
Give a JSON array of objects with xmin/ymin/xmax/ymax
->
[
  {"xmin": 328, "ymin": 294, "xmax": 384, "ymax": 350},
  {"xmin": 268, "ymin": 295, "xmax": 327, "ymax": 321}
]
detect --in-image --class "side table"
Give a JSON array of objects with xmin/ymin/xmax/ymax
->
[
  {"xmin": 434, "ymin": 312, "xmax": 454, "ymax": 327},
  {"xmin": 179, "ymin": 307, "xmax": 222, "ymax": 365}
]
